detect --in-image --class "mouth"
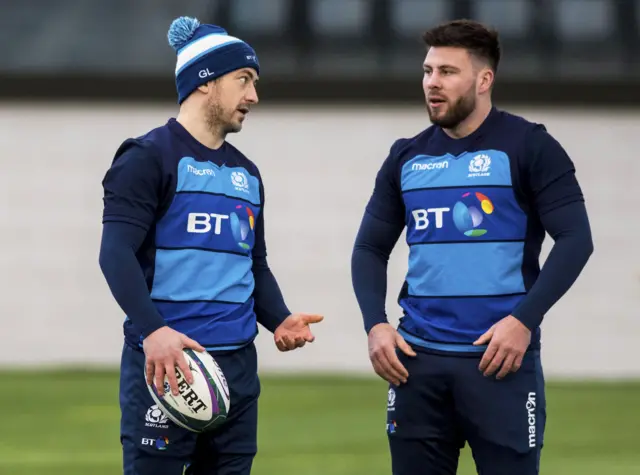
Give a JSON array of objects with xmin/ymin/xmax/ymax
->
[
  {"xmin": 236, "ymin": 106, "xmax": 250, "ymax": 115},
  {"xmin": 428, "ymin": 97, "xmax": 447, "ymax": 107}
]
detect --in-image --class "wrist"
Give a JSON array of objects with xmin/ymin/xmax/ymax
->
[
  {"xmin": 258, "ymin": 310, "xmax": 290, "ymax": 334},
  {"xmin": 511, "ymin": 312, "xmax": 539, "ymax": 332},
  {"xmin": 366, "ymin": 319, "xmax": 390, "ymax": 335},
  {"xmin": 140, "ymin": 320, "xmax": 168, "ymax": 339}
]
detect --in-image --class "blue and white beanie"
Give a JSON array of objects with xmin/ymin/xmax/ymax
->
[{"xmin": 167, "ymin": 16, "xmax": 260, "ymax": 104}]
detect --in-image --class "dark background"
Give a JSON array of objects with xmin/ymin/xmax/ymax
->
[{"xmin": 1, "ymin": 0, "xmax": 638, "ymax": 106}]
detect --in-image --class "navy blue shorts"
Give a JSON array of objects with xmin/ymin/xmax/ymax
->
[
  {"xmin": 386, "ymin": 348, "xmax": 546, "ymax": 475},
  {"xmin": 119, "ymin": 341, "xmax": 260, "ymax": 475}
]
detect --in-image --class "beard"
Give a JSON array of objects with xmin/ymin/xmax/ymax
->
[
  {"xmin": 427, "ymin": 87, "xmax": 476, "ymax": 129},
  {"xmin": 204, "ymin": 94, "xmax": 242, "ymax": 137}
]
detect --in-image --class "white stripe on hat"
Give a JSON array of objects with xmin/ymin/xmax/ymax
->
[{"xmin": 175, "ymin": 33, "xmax": 243, "ymax": 75}]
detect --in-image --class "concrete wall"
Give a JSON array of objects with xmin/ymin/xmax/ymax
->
[{"xmin": 0, "ymin": 102, "xmax": 637, "ymax": 378}]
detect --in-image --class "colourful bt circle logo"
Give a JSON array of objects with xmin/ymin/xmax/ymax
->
[
  {"xmin": 230, "ymin": 205, "xmax": 255, "ymax": 250},
  {"xmin": 452, "ymin": 192, "xmax": 494, "ymax": 237},
  {"xmin": 155, "ymin": 437, "xmax": 169, "ymax": 450}
]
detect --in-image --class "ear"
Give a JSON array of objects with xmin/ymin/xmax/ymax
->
[
  {"xmin": 478, "ymin": 68, "xmax": 494, "ymax": 94},
  {"xmin": 197, "ymin": 80, "xmax": 214, "ymax": 94}
]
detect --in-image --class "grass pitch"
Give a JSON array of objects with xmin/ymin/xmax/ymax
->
[{"xmin": 1, "ymin": 370, "xmax": 638, "ymax": 475}]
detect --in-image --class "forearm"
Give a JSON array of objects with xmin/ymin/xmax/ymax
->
[
  {"xmin": 351, "ymin": 211, "xmax": 404, "ymax": 333},
  {"xmin": 352, "ymin": 246, "xmax": 390, "ymax": 333},
  {"xmin": 98, "ymin": 222, "xmax": 166, "ymax": 338},
  {"xmin": 252, "ymin": 257, "xmax": 291, "ymax": 333},
  {"xmin": 512, "ymin": 201, "xmax": 594, "ymax": 330}
]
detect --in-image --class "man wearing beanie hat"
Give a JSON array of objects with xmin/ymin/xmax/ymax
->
[{"xmin": 99, "ymin": 16, "xmax": 323, "ymax": 475}]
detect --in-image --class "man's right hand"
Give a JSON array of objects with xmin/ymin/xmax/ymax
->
[
  {"xmin": 143, "ymin": 326, "xmax": 205, "ymax": 397},
  {"xmin": 368, "ymin": 323, "xmax": 416, "ymax": 386}
]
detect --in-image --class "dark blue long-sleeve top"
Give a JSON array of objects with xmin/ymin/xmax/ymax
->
[
  {"xmin": 99, "ymin": 118, "xmax": 291, "ymax": 351},
  {"xmin": 352, "ymin": 107, "xmax": 593, "ymax": 353}
]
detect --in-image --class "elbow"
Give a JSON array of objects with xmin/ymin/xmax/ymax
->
[
  {"xmin": 351, "ymin": 243, "xmax": 389, "ymax": 291},
  {"xmin": 584, "ymin": 234, "xmax": 594, "ymax": 263},
  {"xmin": 351, "ymin": 242, "xmax": 363, "ymax": 261},
  {"xmin": 556, "ymin": 218, "xmax": 595, "ymax": 265},
  {"xmin": 98, "ymin": 244, "xmax": 112, "ymax": 276},
  {"xmin": 351, "ymin": 244, "xmax": 370, "ymax": 273},
  {"xmin": 582, "ymin": 222, "xmax": 595, "ymax": 260},
  {"xmin": 572, "ymin": 230, "xmax": 594, "ymax": 269},
  {"xmin": 352, "ymin": 241, "xmax": 390, "ymax": 265},
  {"xmin": 251, "ymin": 255, "xmax": 269, "ymax": 273},
  {"xmin": 99, "ymin": 242, "xmax": 122, "ymax": 277},
  {"xmin": 350, "ymin": 245, "xmax": 364, "ymax": 282},
  {"xmin": 586, "ymin": 234, "xmax": 594, "ymax": 257}
]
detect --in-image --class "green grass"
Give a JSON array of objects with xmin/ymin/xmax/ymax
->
[{"xmin": 1, "ymin": 370, "xmax": 639, "ymax": 474}]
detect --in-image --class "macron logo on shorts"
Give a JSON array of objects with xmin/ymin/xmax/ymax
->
[{"xmin": 526, "ymin": 392, "xmax": 536, "ymax": 447}]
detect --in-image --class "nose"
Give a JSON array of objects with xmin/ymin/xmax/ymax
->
[
  {"xmin": 425, "ymin": 71, "xmax": 442, "ymax": 90},
  {"xmin": 245, "ymin": 83, "xmax": 259, "ymax": 104}
]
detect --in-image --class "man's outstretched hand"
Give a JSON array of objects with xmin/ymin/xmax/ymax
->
[{"xmin": 274, "ymin": 313, "xmax": 324, "ymax": 352}]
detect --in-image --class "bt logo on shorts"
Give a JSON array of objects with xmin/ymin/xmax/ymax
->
[{"xmin": 142, "ymin": 436, "xmax": 170, "ymax": 451}]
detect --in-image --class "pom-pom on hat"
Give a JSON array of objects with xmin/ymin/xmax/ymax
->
[{"xmin": 167, "ymin": 16, "xmax": 260, "ymax": 104}]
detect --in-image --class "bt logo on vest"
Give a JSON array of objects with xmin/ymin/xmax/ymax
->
[
  {"xmin": 187, "ymin": 213, "xmax": 229, "ymax": 234},
  {"xmin": 186, "ymin": 209, "xmax": 255, "ymax": 251},
  {"xmin": 411, "ymin": 208, "xmax": 450, "ymax": 230},
  {"xmin": 411, "ymin": 192, "xmax": 496, "ymax": 237}
]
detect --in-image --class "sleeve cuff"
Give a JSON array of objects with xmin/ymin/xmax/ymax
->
[
  {"xmin": 257, "ymin": 309, "xmax": 290, "ymax": 333},
  {"xmin": 364, "ymin": 316, "xmax": 389, "ymax": 334},
  {"xmin": 138, "ymin": 317, "xmax": 168, "ymax": 339},
  {"xmin": 511, "ymin": 308, "xmax": 543, "ymax": 332}
]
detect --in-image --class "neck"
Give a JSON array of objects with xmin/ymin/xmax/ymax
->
[
  {"xmin": 442, "ymin": 100, "xmax": 492, "ymax": 139},
  {"xmin": 176, "ymin": 106, "xmax": 225, "ymax": 150}
]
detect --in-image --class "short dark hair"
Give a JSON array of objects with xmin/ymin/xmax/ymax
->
[{"xmin": 422, "ymin": 19, "xmax": 501, "ymax": 72}]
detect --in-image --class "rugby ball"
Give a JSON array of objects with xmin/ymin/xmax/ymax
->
[{"xmin": 146, "ymin": 349, "xmax": 230, "ymax": 433}]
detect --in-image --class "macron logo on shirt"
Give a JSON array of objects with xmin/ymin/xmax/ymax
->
[
  {"xmin": 412, "ymin": 161, "xmax": 449, "ymax": 171},
  {"xmin": 187, "ymin": 164, "xmax": 215, "ymax": 177}
]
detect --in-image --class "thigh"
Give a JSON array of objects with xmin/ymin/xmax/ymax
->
[
  {"xmin": 188, "ymin": 343, "xmax": 260, "ymax": 475},
  {"xmin": 387, "ymin": 350, "xmax": 464, "ymax": 475},
  {"xmin": 453, "ymin": 350, "xmax": 546, "ymax": 475},
  {"xmin": 120, "ymin": 343, "xmax": 198, "ymax": 475}
]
